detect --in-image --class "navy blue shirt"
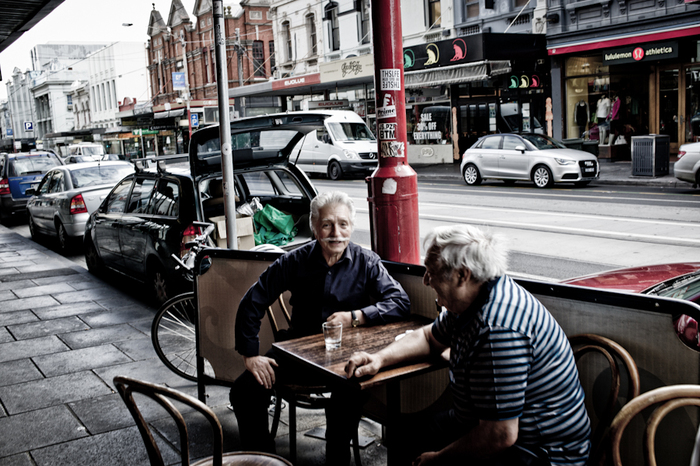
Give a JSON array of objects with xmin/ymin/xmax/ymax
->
[{"xmin": 235, "ymin": 240, "xmax": 411, "ymax": 357}]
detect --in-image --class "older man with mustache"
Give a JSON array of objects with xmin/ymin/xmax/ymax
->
[{"xmin": 231, "ymin": 191, "xmax": 410, "ymax": 465}]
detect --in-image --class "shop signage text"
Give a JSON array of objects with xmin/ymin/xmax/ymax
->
[
  {"xmin": 320, "ymin": 54, "xmax": 374, "ymax": 83},
  {"xmin": 378, "ymin": 123, "xmax": 397, "ymax": 140},
  {"xmin": 602, "ymin": 40, "xmax": 678, "ymax": 65},
  {"xmin": 271, "ymin": 73, "xmax": 321, "ymax": 90},
  {"xmin": 308, "ymin": 100, "xmax": 349, "ymax": 109}
]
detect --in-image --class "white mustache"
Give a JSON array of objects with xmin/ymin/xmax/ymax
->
[{"xmin": 321, "ymin": 237, "xmax": 350, "ymax": 243}]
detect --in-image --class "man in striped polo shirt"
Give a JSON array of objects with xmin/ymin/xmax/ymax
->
[{"xmin": 345, "ymin": 225, "xmax": 590, "ymax": 466}]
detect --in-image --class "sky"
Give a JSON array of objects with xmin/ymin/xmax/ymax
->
[{"xmin": 0, "ymin": 0, "xmax": 196, "ymax": 100}]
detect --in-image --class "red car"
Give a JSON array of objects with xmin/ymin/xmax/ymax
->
[{"xmin": 563, "ymin": 263, "xmax": 700, "ymax": 346}]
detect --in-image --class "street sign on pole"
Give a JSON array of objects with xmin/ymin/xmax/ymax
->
[
  {"xmin": 24, "ymin": 121, "xmax": 34, "ymax": 132},
  {"xmin": 190, "ymin": 113, "xmax": 199, "ymax": 127},
  {"xmin": 6, "ymin": 128, "xmax": 13, "ymax": 136},
  {"xmin": 172, "ymin": 72, "xmax": 186, "ymax": 90}
]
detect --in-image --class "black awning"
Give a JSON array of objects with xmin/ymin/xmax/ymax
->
[{"xmin": 404, "ymin": 60, "xmax": 511, "ymax": 88}]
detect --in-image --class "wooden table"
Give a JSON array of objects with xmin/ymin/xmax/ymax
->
[{"xmin": 272, "ymin": 315, "xmax": 447, "ymax": 465}]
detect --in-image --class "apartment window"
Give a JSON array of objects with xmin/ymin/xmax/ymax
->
[
  {"xmin": 514, "ymin": 0, "xmax": 528, "ymax": 6},
  {"xmin": 360, "ymin": 0, "xmax": 370, "ymax": 44},
  {"xmin": 210, "ymin": 49, "xmax": 217, "ymax": 82},
  {"xmin": 283, "ymin": 21, "xmax": 292, "ymax": 62},
  {"xmin": 67, "ymin": 95, "xmax": 73, "ymax": 105},
  {"xmin": 325, "ymin": 2, "xmax": 340, "ymax": 51},
  {"xmin": 306, "ymin": 14, "xmax": 317, "ymax": 56},
  {"xmin": 466, "ymin": 0, "xmax": 479, "ymax": 18},
  {"xmin": 270, "ymin": 41, "xmax": 276, "ymax": 71},
  {"xmin": 205, "ymin": 51, "xmax": 211, "ymax": 83},
  {"xmin": 428, "ymin": 0, "xmax": 441, "ymax": 27},
  {"xmin": 101, "ymin": 83, "xmax": 106, "ymax": 112},
  {"xmin": 252, "ymin": 41, "xmax": 265, "ymax": 77},
  {"xmin": 112, "ymin": 80, "xmax": 117, "ymax": 108},
  {"xmin": 250, "ymin": 10, "xmax": 262, "ymax": 20}
]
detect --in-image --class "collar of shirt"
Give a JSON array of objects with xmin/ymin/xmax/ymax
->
[{"xmin": 310, "ymin": 240, "xmax": 355, "ymax": 268}]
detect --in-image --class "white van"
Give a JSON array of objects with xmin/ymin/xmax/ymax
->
[
  {"xmin": 64, "ymin": 143, "xmax": 105, "ymax": 164},
  {"xmin": 290, "ymin": 110, "xmax": 378, "ymax": 180}
]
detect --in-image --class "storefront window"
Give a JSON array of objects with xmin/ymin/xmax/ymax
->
[{"xmin": 407, "ymin": 103, "xmax": 452, "ymax": 145}]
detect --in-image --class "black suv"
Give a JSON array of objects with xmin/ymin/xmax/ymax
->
[{"xmin": 84, "ymin": 114, "xmax": 327, "ymax": 304}]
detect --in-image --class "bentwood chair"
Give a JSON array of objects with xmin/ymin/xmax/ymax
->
[
  {"xmin": 114, "ymin": 375, "xmax": 293, "ymax": 466},
  {"xmin": 605, "ymin": 384, "xmax": 700, "ymax": 466},
  {"xmin": 266, "ymin": 295, "xmax": 363, "ymax": 466},
  {"xmin": 568, "ymin": 334, "xmax": 641, "ymax": 463}
]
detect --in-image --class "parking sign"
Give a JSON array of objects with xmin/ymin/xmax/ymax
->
[
  {"xmin": 190, "ymin": 113, "xmax": 199, "ymax": 127},
  {"xmin": 24, "ymin": 121, "xmax": 34, "ymax": 132}
]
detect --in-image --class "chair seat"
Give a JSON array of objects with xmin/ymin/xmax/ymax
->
[{"xmin": 192, "ymin": 451, "xmax": 293, "ymax": 466}]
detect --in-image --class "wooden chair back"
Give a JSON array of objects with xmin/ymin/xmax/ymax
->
[{"xmin": 605, "ymin": 384, "xmax": 700, "ymax": 466}]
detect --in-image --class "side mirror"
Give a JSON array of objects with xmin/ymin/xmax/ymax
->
[{"xmin": 515, "ymin": 145, "xmax": 526, "ymax": 152}]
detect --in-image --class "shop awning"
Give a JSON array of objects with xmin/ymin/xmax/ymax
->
[
  {"xmin": 404, "ymin": 60, "xmax": 511, "ymax": 88},
  {"xmin": 154, "ymin": 109, "xmax": 185, "ymax": 119}
]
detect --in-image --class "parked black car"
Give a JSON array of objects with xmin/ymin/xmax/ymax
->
[
  {"xmin": 84, "ymin": 114, "xmax": 326, "ymax": 304},
  {"xmin": 0, "ymin": 151, "xmax": 64, "ymax": 223}
]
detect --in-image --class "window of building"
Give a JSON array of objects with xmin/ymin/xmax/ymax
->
[
  {"xmin": 270, "ymin": 41, "xmax": 276, "ymax": 71},
  {"xmin": 210, "ymin": 49, "xmax": 217, "ymax": 82},
  {"xmin": 205, "ymin": 51, "xmax": 211, "ymax": 83},
  {"xmin": 112, "ymin": 80, "xmax": 117, "ymax": 108},
  {"xmin": 325, "ymin": 2, "xmax": 340, "ymax": 51},
  {"xmin": 250, "ymin": 10, "xmax": 262, "ymax": 20},
  {"xmin": 514, "ymin": 0, "xmax": 528, "ymax": 6},
  {"xmin": 283, "ymin": 21, "xmax": 292, "ymax": 61},
  {"xmin": 428, "ymin": 0, "xmax": 441, "ymax": 28},
  {"xmin": 306, "ymin": 14, "xmax": 317, "ymax": 56},
  {"xmin": 106, "ymin": 82, "xmax": 112, "ymax": 109},
  {"xmin": 252, "ymin": 41, "xmax": 265, "ymax": 77},
  {"xmin": 466, "ymin": 0, "xmax": 479, "ymax": 18},
  {"xmin": 67, "ymin": 95, "xmax": 73, "ymax": 106}
]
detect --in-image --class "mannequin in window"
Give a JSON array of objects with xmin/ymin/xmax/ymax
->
[
  {"xmin": 596, "ymin": 96, "xmax": 611, "ymax": 145},
  {"xmin": 574, "ymin": 100, "xmax": 589, "ymax": 138},
  {"xmin": 609, "ymin": 95, "xmax": 623, "ymax": 145}
]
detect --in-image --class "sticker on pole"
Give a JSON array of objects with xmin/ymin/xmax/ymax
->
[
  {"xmin": 380, "ymin": 141, "xmax": 404, "ymax": 158},
  {"xmin": 378, "ymin": 123, "xmax": 396, "ymax": 140},
  {"xmin": 377, "ymin": 93, "xmax": 396, "ymax": 120},
  {"xmin": 380, "ymin": 69, "xmax": 402, "ymax": 91}
]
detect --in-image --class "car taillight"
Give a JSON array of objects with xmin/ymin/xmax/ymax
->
[
  {"xmin": 678, "ymin": 151, "xmax": 686, "ymax": 160},
  {"xmin": 180, "ymin": 224, "xmax": 202, "ymax": 257},
  {"xmin": 0, "ymin": 178, "xmax": 9, "ymax": 195},
  {"xmin": 70, "ymin": 194, "xmax": 88, "ymax": 214}
]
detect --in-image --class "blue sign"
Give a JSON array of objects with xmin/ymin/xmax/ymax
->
[
  {"xmin": 24, "ymin": 121, "xmax": 34, "ymax": 132},
  {"xmin": 172, "ymin": 72, "xmax": 186, "ymax": 90},
  {"xmin": 6, "ymin": 128, "xmax": 13, "ymax": 136},
  {"xmin": 190, "ymin": 113, "xmax": 199, "ymax": 127}
]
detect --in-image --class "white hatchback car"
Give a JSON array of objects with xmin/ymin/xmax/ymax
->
[
  {"xmin": 674, "ymin": 142, "xmax": 700, "ymax": 187},
  {"xmin": 460, "ymin": 133, "xmax": 600, "ymax": 188}
]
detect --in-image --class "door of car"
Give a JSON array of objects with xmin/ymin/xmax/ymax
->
[
  {"xmin": 292, "ymin": 129, "xmax": 326, "ymax": 174},
  {"xmin": 118, "ymin": 176, "xmax": 157, "ymax": 278},
  {"xmin": 41, "ymin": 170, "xmax": 66, "ymax": 230},
  {"xmin": 476, "ymin": 136, "xmax": 502, "ymax": 177},
  {"xmin": 498, "ymin": 135, "xmax": 531, "ymax": 179},
  {"xmin": 30, "ymin": 171, "xmax": 57, "ymax": 231},
  {"xmin": 92, "ymin": 177, "xmax": 134, "ymax": 270}
]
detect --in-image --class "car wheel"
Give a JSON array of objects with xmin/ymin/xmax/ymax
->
[
  {"xmin": 462, "ymin": 164, "xmax": 482, "ymax": 186},
  {"xmin": 532, "ymin": 165, "xmax": 553, "ymax": 188},
  {"xmin": 84, "ymin": 236, "xmax": 104, "ymax": 275},
  {"xmin": 149, "ymin": 262, "xmax": 170, "ymax": 306},
  {"xmin": 328, "ymin": 161, "xmax": 342, "ymax": 180},
  {"xmin": 574, "ymin": 180, "xmax": 591, "ymax": 188},
  {"xmin": 55, "ymin": 221, "xmax": 71, "ymax": 253},
  {"xmin": 28, "ymin": 215, "xmax": 39, "ymax": 240}
]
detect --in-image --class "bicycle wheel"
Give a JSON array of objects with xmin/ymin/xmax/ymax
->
[{"xmin": 152, "ymin": 292, "xmax": 199, "ymax": 381}]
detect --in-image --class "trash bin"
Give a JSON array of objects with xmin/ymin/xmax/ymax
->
[
  {"xmin": 631, "ymin": 135, "xmax": 670, "ymax": 176},
  {"xmin": 562, "ymin": 138, "xmax": 584, "ymax": 151}
]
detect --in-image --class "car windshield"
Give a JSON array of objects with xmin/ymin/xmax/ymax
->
[
  {"xmin": 9, "ymin": 154, "xmax": 62, "ymax": 176},
  {"xmin": 647, "ymin": 271, "xmax": 700, "ymax": 303},
  {"xmin": 327, "ymin": 122, "xmax": 376, "ymax": 142},
  {"xmin": 520, "ymin": 134, "xmax": 567, "ymax": 150},
  {"xmin": 70, "ymin": 165, "xmax": 134, "ymax": 188},
  {"xmin": 81, "ymin": 146, "xmax": 104, "ymax": 156}
]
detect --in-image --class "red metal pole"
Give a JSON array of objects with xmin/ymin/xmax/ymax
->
[{"xmin": 367, "ymin": 0, "xmax": 421, "ymax": 265}]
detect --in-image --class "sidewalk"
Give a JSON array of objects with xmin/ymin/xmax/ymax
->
[
  {"xmin": 411, "ymin": 159, "xmax": 693, "ymax": 188},
  {"xmin": 0, "ymin": 227, "xmax": 385, "ymax": 466}
]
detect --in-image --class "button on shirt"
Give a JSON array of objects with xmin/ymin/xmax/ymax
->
[{"xmin": 235, "ymin": 241, "xmax": 411, "ymax": 357}]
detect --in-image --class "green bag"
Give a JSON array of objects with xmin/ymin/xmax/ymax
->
[{"xmin": 254, "ymin": 204, "xmax": 295, "ymax": 235}]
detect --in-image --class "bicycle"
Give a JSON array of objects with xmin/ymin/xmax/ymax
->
[{"xmin": 151, "ymin": 221, "xmax": 215, "ymax": 381}]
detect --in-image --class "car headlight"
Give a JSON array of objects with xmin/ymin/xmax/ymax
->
[
  {"xmin": 555, "ymin": 158, "xmax": 576, "ymax": 165},
  {"xmin": 342, "ymin": 149, "xmax": 360, "ymax": 159}
]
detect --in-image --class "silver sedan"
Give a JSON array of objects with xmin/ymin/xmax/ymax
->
[
  {"xmin": 460, "ymin": 133, "xmax": 600, "ymax": 188},
  {"xmin": 26, "ymin": 161, "xmax": 134, "ymax": 251}
]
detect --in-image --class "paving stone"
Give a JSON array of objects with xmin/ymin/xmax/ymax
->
[
  {"xmin": 53, "ymin": 287, "xmax": 129, "ymax": 305},
  {"xmin": 0, "ymin": 311, "xmax": 38, "ymax": 328},
  {"xmin": 0, "ymin": 290, "xmax": 16, "ymax": 302},
  {"xmin": 94, "ymin": 358, "xmax": 190, "ymax": 391},
  {"xmin": 8, "ymin": 316, "xmax": 89, "ymax": 340},
  {"xmin": 0, "ymin": 335, "xmax": 69, "ymax": 364},
  {"xmin": 0, "ymin": 371, "xmax": 113, "ymax": 414},
  {"xmin": 112, "ymin": 338, "xmax": 159, "ymax": 361},
  {"xmin": 0, "ymin": 295, "xmax": 60, "ymax": 313},
  {"xmin": 30, "ymin": 426, "xmax": 180, "ymax": 466},
  {"xmin": 33, "ymin": 301, "xmax": 105, "ymax": 320},
  {"xmin": 60, "ymin": 324, "xmax": 148, "ymax": 350},
  {"xmin": 0, "ymin": 453, "xmax": 34, "ymax": 466},
  {"xmin": 0, "ymin": 405, "xmax": 89, "ymax": 457},
  {"xmin": 69, "ymin": 279, "xmax": 110, "ymax": 291},
  {"xmin": 0, "ymin": 279, "xmax": 34, "ymax": 291},
  {"xmin": 33, "ymin": 344, "xmax": 132, "ymax": 377},
  {"xmin": 95, "ymin": 294, "xmax": 150, "ymax": 310},
  {"xmin": 0, "ymin": 254, "xmax": 33, "ymax": 264},
  {"xmin": 0, "ymin": 327, "xmax": 14, "ymax": 343},
  {"xmin": 81, "ymin": 307, "xmax": 154, "ymax": 328},
  {"xmin": 14, "ymin": 262, "xmax": 70, "ymax": 274},
  {"xmin": 0, "ymin": 268, "xmax": 18, "ymax": 276},
  {"xmin": 130, "ymin": 317, "xmax": 154, "ymax": 335},
  {"xmin": 0, "ymin": 267, "xmax": 79, "ymax": 283},
  {"xmin": 0, "ymin": 359, "xmax": 44, "ymax": 387},
  {"xmin": 13, "ymin": 282, "xmax": 76, "ymax": 298}
]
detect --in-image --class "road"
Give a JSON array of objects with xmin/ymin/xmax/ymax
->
[{"xmin": 8, "ymin": 179, "xmax": 700, "ymax": 282}]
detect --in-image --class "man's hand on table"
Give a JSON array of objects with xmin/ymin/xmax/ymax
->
[
  {"xmin": 344, "ymin": 351, "xmax": 382, "ymax": 378},
  {"xmin": 412, "ymin": 451, "xmax": 440, "ymax": 466},
  {"xmin": 243, "ymin": 355, "xmax": 278, "ymax": 389},
  {"xmin": 327, "ymin": 310, "xmax": 364, "ymax": 327}
]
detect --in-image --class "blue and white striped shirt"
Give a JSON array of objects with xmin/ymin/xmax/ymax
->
[{"xmin": 432, "ymin": 275, "xmax": 591, "ymax": 466}]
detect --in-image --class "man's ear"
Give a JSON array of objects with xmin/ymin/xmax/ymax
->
[{"xmin": 457, "ymin": 268, "xmax": 471, "ymax": 285}]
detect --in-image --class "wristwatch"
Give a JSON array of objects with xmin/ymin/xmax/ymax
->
[{"xmin": 351, "ymin": 310, "xmax": 360, "ymax": 328}]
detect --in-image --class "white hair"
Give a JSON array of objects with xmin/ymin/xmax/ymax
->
[
  {"xmin": 309, "ymin": 191, "xmax": 356, "ymax": 234},
  {"xmin": 423, "ymin": 225, "xmax": 508, "ymax": 282}
]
